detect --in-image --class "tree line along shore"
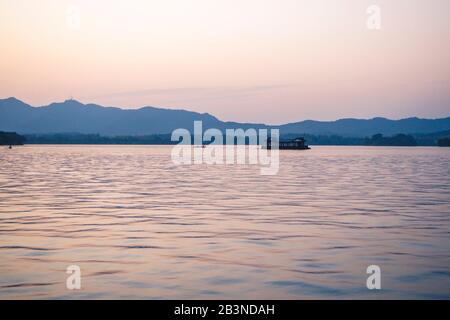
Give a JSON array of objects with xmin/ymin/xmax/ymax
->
[{"xmin": 1, "ymin": 131, "xmax": 450, "ymax": 147}]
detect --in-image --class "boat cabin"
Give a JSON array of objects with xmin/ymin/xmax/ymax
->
[{"xmin": 266, "ymin": 137, "xmax": 310, "ymax": 150}]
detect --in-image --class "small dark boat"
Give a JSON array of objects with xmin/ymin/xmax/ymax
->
[{"xmin": 266, "ymin": 137, "xmax": 310, "ymax": 150}]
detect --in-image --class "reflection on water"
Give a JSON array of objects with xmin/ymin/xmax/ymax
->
[{"xmin": 0, "ymin": 145, "xmax": 449, "ymax": 299}]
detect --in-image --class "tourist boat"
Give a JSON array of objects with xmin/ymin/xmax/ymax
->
[{"xmin": 265, "ymin": 137, "xmax": 310, "ymax": 150}]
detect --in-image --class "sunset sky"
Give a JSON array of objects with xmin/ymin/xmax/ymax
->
[{"xmin": 1, "ymin": 0, "xmax": 449, "ymax": 124}]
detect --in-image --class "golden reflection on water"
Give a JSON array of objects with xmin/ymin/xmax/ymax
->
[{"xmin": 0, "ymin": 145, "xmax": 449, "ymax": 299}]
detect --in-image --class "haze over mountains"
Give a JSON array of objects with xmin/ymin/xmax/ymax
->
[{"xmin": 1, "ymin": 97, "xmax": 450, "ymax": 137}]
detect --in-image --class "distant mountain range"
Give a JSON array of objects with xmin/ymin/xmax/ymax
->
[{"xmin": 1, "ymin": 97, "xmax": 450, "ymax": 137}]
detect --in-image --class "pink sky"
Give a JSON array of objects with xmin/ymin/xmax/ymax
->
[{"xmin": 1, "ymin": 0, "xmax": 449, "ymax": 124}]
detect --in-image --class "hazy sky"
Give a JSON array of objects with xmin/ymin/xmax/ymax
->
[{"xmin": 1, "ymin": 0, "xmax": 449, "ymax": 124}]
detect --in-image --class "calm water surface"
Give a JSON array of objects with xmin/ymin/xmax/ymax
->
[{"xmin": 0, "ymin": 145, "xmax": 449, "ymax": 299}]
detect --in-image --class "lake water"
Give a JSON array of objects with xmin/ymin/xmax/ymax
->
[{"xmin": 0, "ymin": 145, "xmax": 449, "ymax": 299}]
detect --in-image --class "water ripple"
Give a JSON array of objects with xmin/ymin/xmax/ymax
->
[{"xmin": 0, "ymin": 145, "xmax": 449, "ymax": 299}]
